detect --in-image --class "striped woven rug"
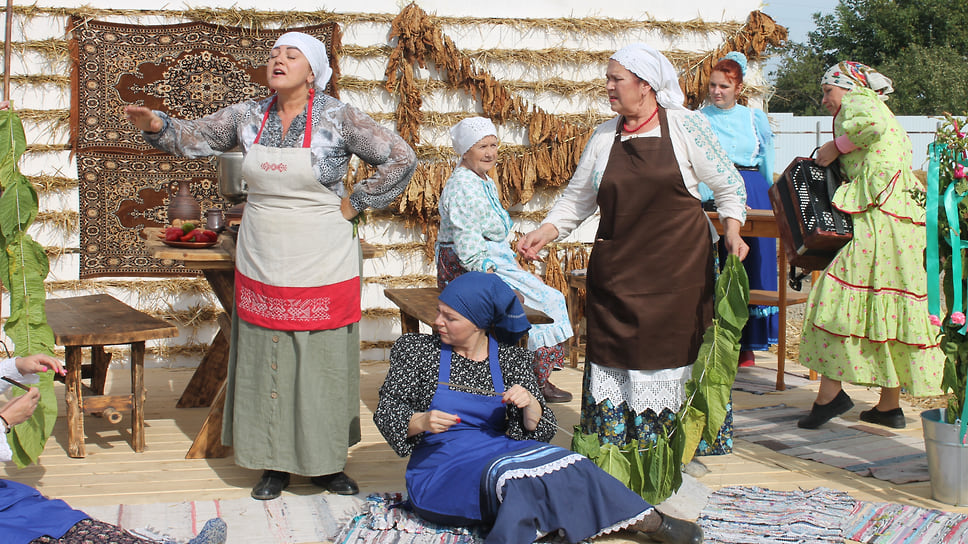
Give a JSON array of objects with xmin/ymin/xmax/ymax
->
[{"xmin": 732, "ymin": 404, "xmax": 929, "ymax": 483}]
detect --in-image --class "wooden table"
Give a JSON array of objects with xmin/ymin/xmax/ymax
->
[
  {"xmin": 46, "ymin": 294, "xmax": 178, "ymax": 457},
  {"xmin": 384, "ymin": 287, "xmax": 552, "ymax": 335},
  {"xmin": 563, "ymin": 210, "xmax": 809, "ymax": 391},
  {"xmin": 143, "ymin": 227, "xmax": 383, "ymax": 458}
]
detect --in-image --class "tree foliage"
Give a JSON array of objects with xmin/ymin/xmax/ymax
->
[{"xmin": 770, "ymin": 0, "xmax": 968, "ymax": 115}]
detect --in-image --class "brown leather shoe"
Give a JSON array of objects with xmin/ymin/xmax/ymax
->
[{"xmin": 541, "ymin": 381, "xmax": 573, "ymax": 403}]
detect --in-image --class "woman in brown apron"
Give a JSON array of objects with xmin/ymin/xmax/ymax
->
[
  {"xmin": 517, "ymin": 43, "xmax": 748, "ymax": 456},
  {"xmin": 125, "ymin": 32, "xmax": 416, "ymax": 500}
]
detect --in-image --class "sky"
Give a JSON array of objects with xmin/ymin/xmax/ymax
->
[{"xmin": 759, "ymin": 0, "xmax": 841, "ymax": 79}]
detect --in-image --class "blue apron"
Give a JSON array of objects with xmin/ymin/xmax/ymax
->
[{"xmin": 405, "ymin": 336, "xmax": 529, "ymax": 525}]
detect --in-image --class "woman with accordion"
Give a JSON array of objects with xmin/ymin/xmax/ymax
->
[{"xmin": 797, "ymin": 62, "xmax": 944, "ymax": 430}]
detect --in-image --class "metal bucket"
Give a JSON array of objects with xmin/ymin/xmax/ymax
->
[
  {"xmin": 921, "ymin": 408, "xmax": 968, "ymax": 505},
  {"xmin": 216, "ymin": 151, "xmax": 246, "ymax": 202}
]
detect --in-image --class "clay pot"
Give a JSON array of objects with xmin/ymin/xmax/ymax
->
[{"xmin": 168, "ymin": 181, "xmax": 201, "ymax": 223}]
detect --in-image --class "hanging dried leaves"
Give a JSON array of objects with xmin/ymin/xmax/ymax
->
[{"xmin": 543, "ymin": 244, "xmax": 568, "ymax": 296}]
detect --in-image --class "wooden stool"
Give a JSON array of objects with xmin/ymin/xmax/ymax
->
[
  {"xmin": 383, "ymin": 287, "xmax": 552, "ymax": 334},
  {"xmin": 46, "ymin": 295, "xmax": 178, "ymax": 457}
]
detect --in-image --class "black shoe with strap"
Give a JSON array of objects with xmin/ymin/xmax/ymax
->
[
  {"xmin": 859, "ymin": 406, "xmax": 906, "ymax": 429},
  {"xmin": 251, "ymin": 470, "xmax": 290, "ymax": 501},
  {"xmin": 797, "ymin": 390, "xmax": 854, "ymax": 429}
]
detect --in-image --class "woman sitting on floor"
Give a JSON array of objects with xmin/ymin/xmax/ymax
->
[{"xmin": 373, "ymin": 272, "xmax": 702, "ymax": 544}]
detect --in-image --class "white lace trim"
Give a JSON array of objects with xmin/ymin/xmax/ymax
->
[
  {"xmin": 587, "ymin": 361, "xmax": 691, "ymax": 414},
  {"xmin": 591, "ymin": 507, "xmax": 654, "ymax": 539},
  {"xmin": 494, "ymin": 453, "xmax": 584, "ymax": 504}
]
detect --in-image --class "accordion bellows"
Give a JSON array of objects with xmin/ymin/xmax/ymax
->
[{"xmin": 769, "ymin": 157, "xmax": 853, "ymax": 271}]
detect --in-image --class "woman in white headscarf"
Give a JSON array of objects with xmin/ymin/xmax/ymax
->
[
  {"xmin": 436, "ymin": 117, "xmax": 574, "ymax": 403},
  {"xmin": 124, "ymin": 32, "xmax": 417, "ymax": 500},
  {"xmin": 517, "ymin": 44, "xmax": 748, "ymax": 457},
  {"xmin": 796, "ymin": 62, "xmax": 943, "ymax": 430}
]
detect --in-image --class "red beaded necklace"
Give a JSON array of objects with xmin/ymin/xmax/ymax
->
[{"xmin": 623, "ymin": 106, "xmax": 659, "ymax": 133}]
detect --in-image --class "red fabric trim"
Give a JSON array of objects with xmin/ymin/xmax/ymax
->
[
  {"xmin": 825, "ymin": 271, "xmax": 928, "ymax": 301},
  {"xmin": 235, "ymin": 271, "xmax": 360, "ymax": 331},
  {"xmin": 807, "ymin": 323, "xmax": 940, "ymax": 349}
]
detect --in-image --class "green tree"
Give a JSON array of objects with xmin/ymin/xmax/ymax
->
[{"xmin": 770, "ymin": 0, "xmax": 968, "ymax": 115}]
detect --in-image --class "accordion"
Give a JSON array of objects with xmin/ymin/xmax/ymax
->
[{"xmin": 768, "ymin": 156, "xmax": 853, "ymax": 271}]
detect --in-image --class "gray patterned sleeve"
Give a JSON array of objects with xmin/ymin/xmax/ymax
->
[
  {"xmin": 340, "ymin": 105, "xmax": 417, "ymax": 212},
  {"xmin": 375, "ymin": 334, "xmax": 438, "ymax": 457},
  {"xmin": 143, "ymin": 102, "xmax": 254, "ymax": 157}
]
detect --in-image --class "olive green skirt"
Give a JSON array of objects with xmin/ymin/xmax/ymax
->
[{"xmin": 222, "ymin": 313, "xmax": 361, "ymax": 476}]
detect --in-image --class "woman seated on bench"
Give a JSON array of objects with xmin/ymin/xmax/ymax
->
[
  {"xmin": 374, "ymin": 272, "xmax": 702, "ymax": 544},
  {"xmin": 0, "ymin": 354, "xmax": 226, "ymax": 544}
]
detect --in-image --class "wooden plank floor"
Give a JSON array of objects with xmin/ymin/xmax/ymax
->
[{"xmin": 2, "ymin": 353, "xmax": 965, "ymax": 542}]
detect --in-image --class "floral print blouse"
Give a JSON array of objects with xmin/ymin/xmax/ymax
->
[
  {"xmin": 144, "ymin": 92, "xmax": 416, "ymax": 213},
  {"xmin": 374, "ymin": 333, "xmax": 557, "ymax": 457},
  {"xmin": 437, "ymin": 166, "xmax": 514, "ymax": 272}
]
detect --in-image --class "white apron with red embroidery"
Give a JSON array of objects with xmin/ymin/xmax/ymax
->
[{"xmin": 234, "ymin": 99, "xmax": 360, "ymax": 331}]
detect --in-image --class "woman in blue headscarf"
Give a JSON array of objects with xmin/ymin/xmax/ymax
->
[
  {"xmin": 701, "ymin": 52, "xmax": 777, "ymax": 367},
  {"xmin": 374, "ymin": 272, "xmax": 702, "ymax": 544}
]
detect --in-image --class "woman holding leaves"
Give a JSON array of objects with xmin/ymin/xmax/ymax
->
[{"xmin": 374, "ymin": 272, "xmax": 702, "ymax": 544}]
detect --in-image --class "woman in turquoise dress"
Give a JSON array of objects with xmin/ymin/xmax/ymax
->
[
  {"xmin": 797, "ymin": 61, "xmax": 944, "ymax": 430},
  {"xmin": 437, "ymin": 117, "xmax": 574, "ymax": 403},
  {"xmin": 701, "ymin": 52, "xmax": 777, "ymax": 366},
  {"xmin": 374, "ymin": 272, "xmax": 702, "ymax": 544}
]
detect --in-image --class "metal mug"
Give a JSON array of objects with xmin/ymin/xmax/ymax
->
[
  {"xmin": 206, "ymin": 208, "xmax": 225, "ymax": 233},
  {"xmin": 216, "ymin": 151, "xmax": 247, "ymax": 203}
]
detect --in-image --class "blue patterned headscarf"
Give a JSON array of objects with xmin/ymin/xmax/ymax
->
[{"xmin": 438, "ymin": 272, "xmax": 531, "ymax": 345}]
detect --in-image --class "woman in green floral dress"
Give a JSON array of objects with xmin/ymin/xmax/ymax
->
[{"xmin": 797, "ymin": 61, "xmax": 944, "ymax": 430}]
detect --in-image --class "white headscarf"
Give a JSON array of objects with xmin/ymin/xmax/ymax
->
[
  {"xmin": 271, "ymin": 32, "xmax": 333, "ymax": 92},
  {"xmin": 610, "ymin": 43, "xmax": 686, "ymax": 110},
  {"xmin": 450, "ymin": 117, "xmax": 497, "ymax": 157}
]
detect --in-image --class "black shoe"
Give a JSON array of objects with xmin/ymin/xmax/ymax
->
[
  {"xmin": 797, "ymin": 390, "xmax": 854, "ymax": 429},
  {"xmin": 643, "ymin": 512, "xmax": 703, "ymax": 544},
  {"xmin": 251, "ymin": 470, "xmax": 289, "ymax": 500},
  {"xmin": 541, "ymin": 381, "xmax": 573, "ymax": 403},
  {"xmin": 311, "ymin": 472, "xmax": 359, "ymax": 495},
  {"xmin": 859, "ymin": 406, "xmax": 906, "ymax": 429}
]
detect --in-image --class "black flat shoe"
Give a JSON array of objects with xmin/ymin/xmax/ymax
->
[
  {"xmin": 859, "ymin": 406, "xmax": 906, "ymax": 429},
  {"xmin": 311, "ymin": 472, "xmax": 359, "ymax": 495},
  {"xmin": 797, "ymin": 390, "xmax": 854, "ymax": 429},
  {"xmin": 643, "ymin": 512, "xmax": 703, "ymax": 544},
  {"xmin": 251, "ymin": 470, "xmax": 290, "ymax": 500}
]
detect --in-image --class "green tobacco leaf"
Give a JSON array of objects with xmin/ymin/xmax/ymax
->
[
  {"xmin": 624, "ymin": 441, "xmax": 646, "ymax": 496},
  {"xmin": 0, "ymin": 109, "xmax": 26, "ymax": 184},
  {"xmin": 9, "ymin": 370, "xmax": 56, "ymax": 467},
  {"xmin": 595, "ymin": 443, "xmax": 631, "ymax": 487},
  {"xmin": 640, "ymin": 431, "xmax": 678, "ymax": 505},
  {"xmin": 678, "ymin": 405, "xmax": 706, "ymax": 465},
  {"xmin": 571, "ymin": 429, "xmax": 601, "ymax": 459},
  {"xmin": 0, "ymin": 181, "xmax": 38, "ymax": 238}
]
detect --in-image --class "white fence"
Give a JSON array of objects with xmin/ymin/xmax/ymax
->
[{"xmin": 770, "ymin": 113, "xmax": 943, "ymax": 173}]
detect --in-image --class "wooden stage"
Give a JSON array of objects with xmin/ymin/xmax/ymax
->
[{"xmin": 1, "ymin": 352, "xmax": 964, "ymax": 543}]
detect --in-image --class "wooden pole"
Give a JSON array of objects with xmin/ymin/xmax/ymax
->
[{"xmin": 3, "ymin": 0, "xmax": 11, "ymax": 102}]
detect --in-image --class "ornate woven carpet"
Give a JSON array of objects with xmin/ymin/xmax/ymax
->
[{"xmin": 70, "ymin": 18, "xmax": 339, "ymax": 277}]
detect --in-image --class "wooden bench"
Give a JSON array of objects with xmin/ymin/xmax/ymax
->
[
  {"xmin": 384, "ymin": 287, "xmax": 552, "ymax": 335},
  {"xmin": 564, "ymin": 268, "xmax": 809, "ymax": 390},
  {"xmin": 46, "ymin": 295, "xmax": 178, "ymax": 457}
]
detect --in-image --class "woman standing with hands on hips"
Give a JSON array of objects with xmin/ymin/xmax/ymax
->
[
  {"xmin": 796, "ymin": 62, "xmax": 943, "ymax": 430},
  {"xmin": 701, "ymin": 52, "xmax": 777, "ymax": 367},
  {"xmin": 125, "ymin": 32, "xmax": 417, "ymax": 500},
  {"xmin": 517, "ymin": 43, "xmax": 748, "ymax": 456}
]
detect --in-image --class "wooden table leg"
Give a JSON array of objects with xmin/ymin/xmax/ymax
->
[
  {"xmin": 90, "ymin": 345, "xmax": 111, "ymax": 395},
  {"xmin": 776, "ymin": 241, "xmax": 787, "ymax": 391},
  {"xmin": 65, "ymin": 345, "xmax": 85, "ymax": 458},
  {"xmin": 566, "ymin": 284, "xmax": 580, "ymax": 367},
  {"xmin": 130, "ymin": 341, "xmax": 145, "ymax": 453},
  {"xmin": 399, "ymin": 310, "xmax": 420, "ymax": 334},
  {"xmin": 186, "ymin": 380, "xmax": 232, "ymax": 459},
  {"xmin": 179, "ymin": 270, "xmax": 235, "ymax": 407}
]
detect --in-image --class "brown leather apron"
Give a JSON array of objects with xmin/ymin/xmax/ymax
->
[{"xmin": 585, "ymin": 108, "xmax": 713, "ymax": 371}]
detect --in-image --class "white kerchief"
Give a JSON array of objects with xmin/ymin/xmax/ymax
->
[
  {"xmin": 272, "ymin": 32, "xmax": 333, "ymax": 92},
  {"xmin": 450, "ymin": 117, "xmax": 497, "ymax": 157},
  {"xmin": 610, "ymin": 43, "xmax": 686, "ymax": 110}
]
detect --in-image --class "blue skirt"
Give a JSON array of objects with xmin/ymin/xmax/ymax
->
[{"xmin": 736, "ymin": 169, "xmax": 779, "ymax": 351}]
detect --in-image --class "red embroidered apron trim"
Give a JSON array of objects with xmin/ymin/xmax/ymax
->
[{"xmin": 235, "ymin": 270, "xmax": 361, "ymax": 331}]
